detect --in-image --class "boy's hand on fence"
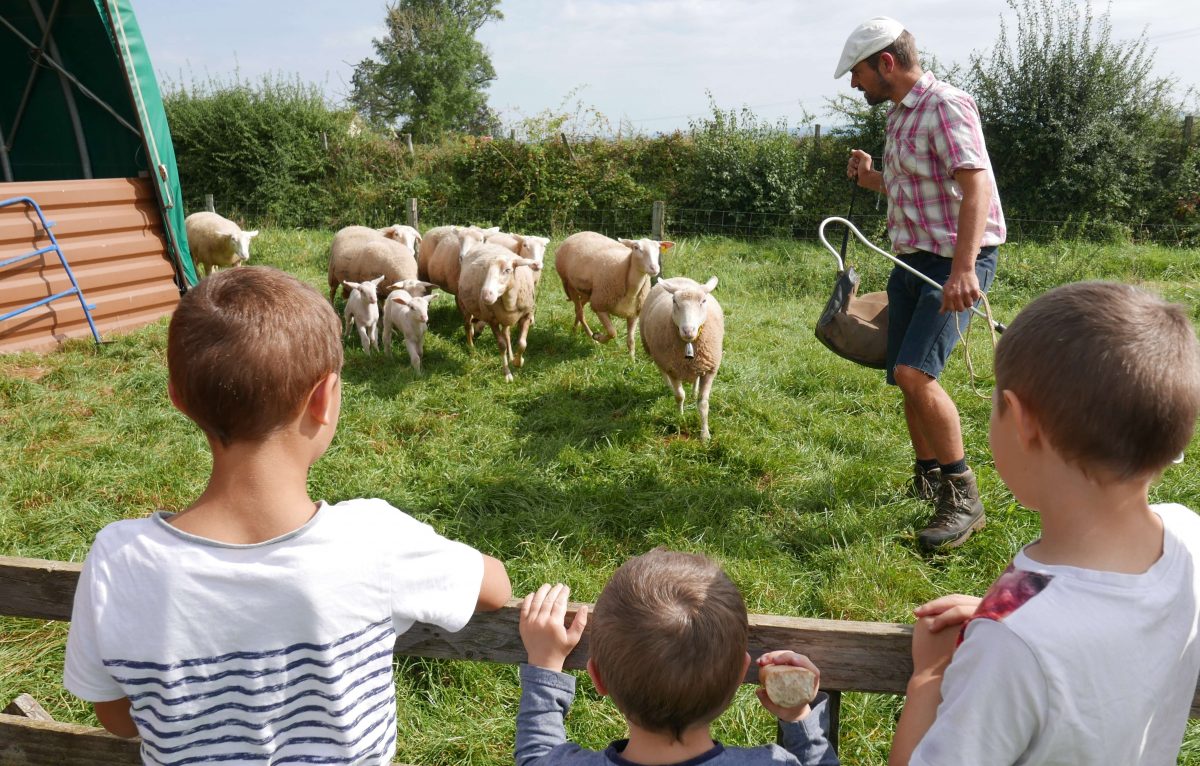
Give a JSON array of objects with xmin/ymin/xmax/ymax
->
[
  {"xmin": 913, "ymin": 594, "xmax": 981, "ymax": 633},
  {"xmin": 519, "ymin": 583, "xmax": 588, "ymax": 673},
  {"xmin": 755, "ymin": 650, "xmax": 820, "ymax": 722}
]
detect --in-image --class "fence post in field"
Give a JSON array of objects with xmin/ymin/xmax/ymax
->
[
  {"xmin": 404, "ymin": 133, "xmax": 414, "ymax": 155},
  {"xmin": 204, "ymin": 194, "xmax": 214, "ymax": 213},
  {"xmin": 1185, "ymin": 115, "xmax": 1194, "ymax": 147},
  {"xmin": 560, "ymin": 132, "xmax": 577, "ymax": 162},
  {"xmin": 652, "ymin": 200, "xmax": 666, "ymax": 241},
  {"xmin": 407, "ymin": 198, "xmax": 419, "ymax": 230},
  {"xmin": 814, "ymin": 124, "xmax": 821, "ymax": 152}
]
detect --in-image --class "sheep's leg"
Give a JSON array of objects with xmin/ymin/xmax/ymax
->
[
  {"xmin": 591, "ymin": 311, "xmax": 619, "ymax": 344},
  {"xmin": 503, "ymin": 325, "xmax": 514, "ymax": 363},
  {"xmin": 343, "ymin": 308, "xmax": 354, "ymax": 339},
  {"xmin": 491, "ymin": 324, "xmax": 513, "ymax": 382},
  {"xmin": 663, "ymin": 372, "xmax": 686, "ymax": 413},
  {"xmin": 513, "ymin": 314, "xmax": 533, "ymax": 368},
  {"xmin": 405, "ymin": 337, "xmax": 423, "ymax": 374},
  {"xmin": 329, "ymin": 282, "xmax": 338, "ymax": 305},
  {"xmin": 356, "ymin": 324, "xmax": 372, "ymax": 354},
  {"xmin": 367, "ymin": 321, "xmax": 379, "ymax": 353},
  {"xmin": 382, "ymin": 320, "xmax": 394, "ymax": 355},
  {"xmin": 696, "ymin": 373, "xmax": 716, "ymax": 441},
  {"xmin": 625, "ymin": 316, "xmax": 638, "ymax": 359},
  {"xmin": 458, "ymin": 296, "xmax": 476, "ymax": 349}
]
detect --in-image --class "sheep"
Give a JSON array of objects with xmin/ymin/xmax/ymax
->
[
  {"xmin": 417, "ymin": 225, "xmax": 499, "ymax": 294},
  {"xmin": 385, "ymin": 278, "xmax": 439, "ymax": 298},
  {"xmin": 639, "ymin": 276, "xmax": 724, "ymax": 441},
  {"xmin": 456, "ymin": 243, "xmax": 540, "ymax": 382},
  {"xmin": 381, "ymin": 288, "xmax": 440, "ymax": 373},
  {"xmin": 554, "ymin": 231, "xmax": 674, "ymax": 358},
  {"xmin": 328, "ymin": 225, "xmax": 418, "ymax": 302},
  {"xmin": 381, "ymin": 224, "xmax": 421, "ymax": 252},
  {"xmin": 185, "ymin": 212, "xmax": 259, "ymax": 277},
  {"xmin": 343, "ymin": 275, "xmax": 386, "ymax": 353}
]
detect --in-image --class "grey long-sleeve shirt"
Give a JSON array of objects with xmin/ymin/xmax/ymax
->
[{"xmin": 516, "ymin": 664, "xmax": 840, "ymax": 766}]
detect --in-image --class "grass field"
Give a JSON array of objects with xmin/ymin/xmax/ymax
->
[{"xmin": 2, "ymin": 231, "xmax": 1198, "ymax": 764}]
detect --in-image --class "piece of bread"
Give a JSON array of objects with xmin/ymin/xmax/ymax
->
[{"xmin": 760, "ymin": 664, "xmax": 817, "ymax": 708}]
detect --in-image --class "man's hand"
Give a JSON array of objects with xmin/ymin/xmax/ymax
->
[
  {"xmin": 913, "ymin": 594, "xmax": 981, "ymax": 632},
  {"xmin": 519, "ymin": 583, "xmax": 588, "ymax": 673},
  {"xmin": 848, "ymin": 149, "xmax": 884, "ymax": 193},
  {"xmin": 755, "ymin": 650, "xmax": 820, "ymax": 722},
  {"xmin": 940, "ymin": 268, "xmax": 981, "ymax": 313}
]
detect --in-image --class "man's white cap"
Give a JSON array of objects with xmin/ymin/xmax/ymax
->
[{"xmin": 834, "ymin": 16, "xmax": 905, "ymax": 78}]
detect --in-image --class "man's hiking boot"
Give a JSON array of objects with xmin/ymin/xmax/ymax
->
[
  {"xmin": 917, "ymin": 469, "xmax": 985, "ymax": 552},
  {"xmin": 910, "ymin": 463, "xmax": 941, "ymax": 502}
]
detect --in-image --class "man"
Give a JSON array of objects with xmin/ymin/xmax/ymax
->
[{"xmin": 836, "ymin": 17, "xmax": 1006, "ymax": 551}]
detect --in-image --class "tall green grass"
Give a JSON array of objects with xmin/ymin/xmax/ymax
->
[{"xmin": 2, "ymin": 233, "xmax": 1198, "ymax": 763}]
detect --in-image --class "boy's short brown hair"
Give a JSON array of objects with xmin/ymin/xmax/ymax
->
[
  {"xmin": 995, "ymin": 281, "xmax": 1200, "ymax": 480},
  {"xmin": 167, "ymin": 267, "xmax": 343, "ymax": 446},
  {"xmin": 589, "ymin": 548, "xmax": 749, "ymax": 740}
]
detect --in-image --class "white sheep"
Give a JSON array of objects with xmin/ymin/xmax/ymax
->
[
  {"xmin": 328, "ymin": 225, "xmax": 418, "ymax": 302},
  {"xmin": 381, "ymin": 288, "xmax": 440, "ymax": 373},
  {"xmin": 343, "ymin": 275, "xmax": 386, "ymax": 353},
  {"xmin": 554, "ymin": 231, "xmax": 674, "ymax": 358},
  {"xmin": 639, "ymin": 276, "xmax": 724, "ymax": 441},
  {"xmin": 417, "ymin": 225, "xmax": 499, "ymax": 294},
  {"xmin": 381, "ymin": 224, "xmax": 421, "ymax": 252},
  {"xmin": 385, "ymin": 278, "xmax": 439, "ymax": 298},
  {"xmin": 185, "ymin": 212, "xmax": 259, "ymax": 277},
  {"xmin": 456, "ymin": 243, "xmax": 540, "ymax": 382}
]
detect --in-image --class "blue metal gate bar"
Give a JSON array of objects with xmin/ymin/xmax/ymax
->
[{"xmin": 0, "ymin": 195, "xmax": 101, "ymax": 345}]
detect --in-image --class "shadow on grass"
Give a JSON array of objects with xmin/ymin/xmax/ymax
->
[{"xmin": 509, "ymin": 380, "xmax": 656, "ymax": 458}]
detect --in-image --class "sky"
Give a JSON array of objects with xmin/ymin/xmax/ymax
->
[{"xmin": 134, "ymin": 0, "xmax": 1200, "ymax": 135}]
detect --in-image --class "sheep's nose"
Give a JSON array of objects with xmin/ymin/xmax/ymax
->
[
  {"xmin": 679, "ymin": 326, "xmax": 698, "ymax": 342},
  {"xmin": 482, "ymin": 289, "xmax": 499, "ymax": 304}
]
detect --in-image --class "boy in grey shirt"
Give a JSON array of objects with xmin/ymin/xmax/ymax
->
[{"xmin": 515, "ymin": 549, "xmax": 840, "ymax": 765}]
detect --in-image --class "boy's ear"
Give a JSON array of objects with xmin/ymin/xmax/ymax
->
[
  {"xmin": 1003, "ymin": 389, "xmax": 1042, "ymax": 449},
  {"xmin": 586, "ymin": 657, "xmax": 608, "ymax": 697},
  {"xmin": 306, "ymin": 372, "xmax": 340, "ymax": 426},
  {"xmin": 167, "ymin": 379, "xmax": 187, "ymax": 415}
]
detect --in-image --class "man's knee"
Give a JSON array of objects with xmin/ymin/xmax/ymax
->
[{"xmin": 893, "ymin": 363, "xmax": 934, "ymax": 394}]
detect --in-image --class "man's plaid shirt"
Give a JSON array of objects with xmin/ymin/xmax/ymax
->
[{"xmin": 882, "ymin": 71, "xmax": 1006, "ymax": 258}]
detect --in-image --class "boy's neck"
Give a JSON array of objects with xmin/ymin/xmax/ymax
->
[
  {"xmin": 168, "ymin": 436, "xmax": 319, "ymax": 545},
  {"xmin": 619, "ymin": 722, "xmax": 716, "ymax": 766},
  {"xmin": 1025, "ymin": 471, "xmax": 1162, "ymax": 574}
]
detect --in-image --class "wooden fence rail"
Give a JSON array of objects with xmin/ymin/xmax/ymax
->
[{"xmin": 1, "ymin": 554, "xmax": 1198, "ymax": 765}]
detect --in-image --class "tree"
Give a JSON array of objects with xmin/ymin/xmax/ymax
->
[
  {"xmin": 350, "ymin": 0, "xmax": 502, "ymax": 141},
  {"xmin": 968, "ymin": 0, "xmax": 1179, "ymax": 228}
]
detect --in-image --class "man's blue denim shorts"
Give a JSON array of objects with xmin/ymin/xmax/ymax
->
[{"xmin": 885, "ymin": 247, "xmax": 998, "ymax": 385}]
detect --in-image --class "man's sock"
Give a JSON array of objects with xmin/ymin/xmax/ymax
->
[
  {"xmin": 916, "ymin": 457, "xmax": 939, "ymax": 473},
  {"xmin": 939, "ymin": 457, "xmax": 969, "ymax": 476}
]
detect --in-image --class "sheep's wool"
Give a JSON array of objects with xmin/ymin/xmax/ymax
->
[{"xmin": 65, "ymin": 499, "xmax": 484, "ymax": 765}]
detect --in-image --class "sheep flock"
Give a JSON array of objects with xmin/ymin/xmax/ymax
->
[{"xmin": 187, "ymin": 219, "xmax": 725, "ymax": 440}]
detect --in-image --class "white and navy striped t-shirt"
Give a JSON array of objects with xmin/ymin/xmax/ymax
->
[{"xmin": 64, "ymin": 499, "xmax": 484, "ymax": 765}]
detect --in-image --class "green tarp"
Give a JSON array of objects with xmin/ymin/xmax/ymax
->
[{"xmin": 0, "ymin": 0, "xmax": 195, "ymax": 286}]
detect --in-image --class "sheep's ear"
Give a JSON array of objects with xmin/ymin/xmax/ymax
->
[
  {"xmin": 515, "ymin": 257, "xmax": 540, "ymax": 270},
  {"xmin": 482, "ymin": 226, "xmax": 501, "ymax": 235},
  {"xmin": 421, "ymin": 281, "xmax": 438, "ymax": 292},
  {"xmin": 617, "ymin": 238, "xmax": 635, "ymax": 248},
  {"xmin": 391, "ymin": 292, "xmax": 412, "ymax": 307},
  {"xmin": 343, "ymin": 280, "xmax": 360, "ymax": 290},
  {"xmin": 659, "ymin": 240, "xmax": 674, "ymax": 251},
  {"xmin": 660, "ymin": 280, "xmax": 682, "ymax": 295},
  {"xmin": 246, "ymin": 230, "xmax": 259, "ymax": 238},
  {"xmin": 370, "ymin": 274, "xmax": 386, "ymax": 285},
  {"xmin": 702, "ymin": 276, "xmax": 718, "ymax": 293}
]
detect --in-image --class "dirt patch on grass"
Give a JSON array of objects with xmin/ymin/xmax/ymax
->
[{"xmin": 0, "ymin": 363, "xmax": 51, "ymax": 381}]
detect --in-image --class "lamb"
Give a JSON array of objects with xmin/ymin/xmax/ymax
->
[
  {"xmin": 417, "ymin": 225, "xmax": 499, "ymax": 294},
  {"xmin": 554, "ymin": 231, "xmax": 674, "ymax": 358},
  {"xmin": 184, "ymin": 212, "xmax": 259, "ymax": 277},
  {"xmin": 456, "ymin": 243, "xmax": 540, "ymax": 382},
  {"xmin": 343, "ymin": 275, "xmax": 386, "ymax": 354},
  {"xmin": 327, "ymin": 225, "xmax": 419, "ymax": 302},
  {"xmin": 639, "ymin": 276, "xmax": 724, "ymax": 441},
  {"xmin": 381, "ymin": 288, "xmax": 440, "ymax": 374}
]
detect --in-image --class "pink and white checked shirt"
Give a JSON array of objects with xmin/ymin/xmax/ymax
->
[{"xmin": 883, "ymin": 71, "xmax": 1006, "ymax": 258}]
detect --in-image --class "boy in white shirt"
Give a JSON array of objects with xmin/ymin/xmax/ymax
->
[
  {"xmin": 63, "ymin": 266, "xmax": 512, "ymax": 765},
  {"xmin": 890, "ymin": 281, "xmax": 1200, "ymax": 765}
]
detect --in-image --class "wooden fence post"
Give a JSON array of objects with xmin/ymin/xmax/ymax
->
[
  {"xmin": 560, "ymin": 132, "xmax": 577, "ymax": 162},
  {"xmin": 203, "ymin": 194, "xmax": 214, "ymax": 213},
  {"xmin": 404, "ymin": 133, "xmax": 414, "ymax": 155},
  {"xmin": 813, "ymin": 124, "xmax": 821, "ymax": 152},
  {"xmin": 651, "ymin": 200, "xmax": 665, "ymax": 241},
  {"xmin": 1185, "ymin": 115, "xmax": 1194, "ymax": 147},
  {"xmin": 407, "ymin": 198, "xmax": 419, "ymax": 230}
]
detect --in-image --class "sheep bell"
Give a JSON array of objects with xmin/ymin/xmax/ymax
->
[{"xmin": 684, "ymin": 341, "xmax": 696, "ymax": 359}]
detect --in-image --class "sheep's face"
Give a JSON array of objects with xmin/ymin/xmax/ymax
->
[
  {"xmin": 456, "ymin": 226, "xmax": 501, "ymax": 261},
  {"xmin": 518, "ymin": 236, "xmax": 550, "ymax": 269},
  {"xmin": 228, "ymin": 230, "xmax": 259, "ymax": 262},
  {"xmin": 389, "ymin": 290, "xmax": 437, "ymax": 324},
  {"xmin": 385, "ymin": 225, "xmax": 421, "ymax": 251},
  {"xmin": 479, "ymin": 256, "xmax": 537, "ymax": 305},
  {"xmin": 619, "ymin": 238, "xmax": 670, "ymax": 277},
  {"xmin": 664, "ymin": 276, "xmax": 719, "ymax": 342}
]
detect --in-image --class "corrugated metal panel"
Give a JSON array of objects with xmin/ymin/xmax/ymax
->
[{"xmin": 0, "ymin": 177, "xmax": 180, "ymax": 354}]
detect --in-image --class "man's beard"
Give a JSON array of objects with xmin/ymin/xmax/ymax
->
[{"xmin": 863, "ymin": 89, "xmax": 888, "ymax": 106}]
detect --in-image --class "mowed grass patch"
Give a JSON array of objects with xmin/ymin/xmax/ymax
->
[{"xmin": 2, "ymin": 230, "xmax": 1199, "ymax": 764}]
